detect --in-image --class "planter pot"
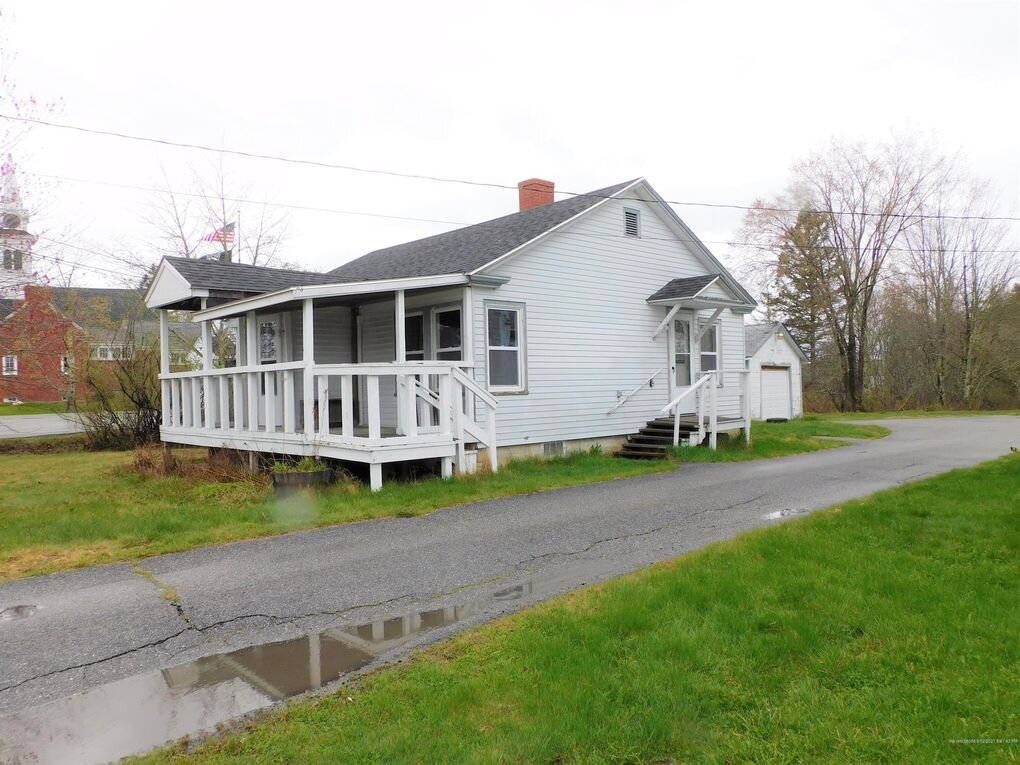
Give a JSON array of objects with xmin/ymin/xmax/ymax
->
[{"xmin": 271, "ymin": 468, "xmax": 331, "ymax": 497}]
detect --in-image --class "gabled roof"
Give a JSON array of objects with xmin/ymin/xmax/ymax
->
[
  {"xmin": 328, "ymin": 180, "xmax": 638, "ymax": 282},
  {"xmin": 647, "ymin": 274, "xmax": 720, "ymax": 303},
  {"xmin": 0, "ymin": 298, "xmax": 14, "ymax": 319},
  {"xmin": 745, "ymin": 322, "xmax": 808, "ymax": 361},
  {"xmin": 166, "ymin": 257, "xmax": 334, "ymax": 293}
]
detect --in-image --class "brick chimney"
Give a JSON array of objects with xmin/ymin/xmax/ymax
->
[{"xmin": 518, "ymin": 178, "xmax": 554, "ymax": 211}]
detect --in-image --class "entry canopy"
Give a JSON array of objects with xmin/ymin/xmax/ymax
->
[{"xmin": 646, "ymin": 274, "xmax": 747, "ymax": 310}]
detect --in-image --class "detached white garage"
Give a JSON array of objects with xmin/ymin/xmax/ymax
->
[{"xmin": 745, "ymin": 323, "xmax": 807, "ymax": 420}]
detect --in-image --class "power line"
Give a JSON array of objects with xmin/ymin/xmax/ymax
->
[
  {"xmin": 27, "ymin": 171, "xmax": 468, "ymax": 227},
  {"xmin": 6, "ymin": 112, "xmax": 1019, "ymax": 224},
  {"xmin": 21, "ymin": 172, "xmax": 1020, "ymax": 258}
]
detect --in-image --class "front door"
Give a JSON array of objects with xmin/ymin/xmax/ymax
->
[
  {"xmin": 257, "ymin": 315, "xmax": 284, "ymax": 429},
  {"xmin": 674, "ymin": 318, "xmax": 691, "ymax": 387}
]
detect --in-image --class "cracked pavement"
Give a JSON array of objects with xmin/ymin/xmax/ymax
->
[{"xmin": 1, "ymin": 416, "xmax": 1017, "ymax": 716}]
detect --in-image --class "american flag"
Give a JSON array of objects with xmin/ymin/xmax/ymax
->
[{"xmin": 202, "ymin": 222, "xmax": 236, "ymax": 245}]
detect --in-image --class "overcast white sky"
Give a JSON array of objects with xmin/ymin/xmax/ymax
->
[{"xmin": 3, "ymin": 0, "xmax": 1018, "ymax": 288}]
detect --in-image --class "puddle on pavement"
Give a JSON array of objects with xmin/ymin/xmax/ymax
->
[
  {"xmin": 0, "ymin": 605, "xmax": 38, "ymax": 622},
  {"xmin": 0, "ymin": 588, "xmax": 536, "ymax": 765},
  {"xmin": 765, "ymin": 508, "xmax": 809, "ymax": 520}
]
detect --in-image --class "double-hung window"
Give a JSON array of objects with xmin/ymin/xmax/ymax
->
[
  {"xmin": 2, "ymin": 355, "xmax": 16, "ymax": 376},
  {"xmin": 486, "ymin": 303, "xmax": 526, "ymax": 393},
  {"xmin": 699, "ymin": 321, "xmax": 722, "ymax": 385},
  {"xmin": 60, "ymin": 356, "xmax": 70, "ymax": 375}
]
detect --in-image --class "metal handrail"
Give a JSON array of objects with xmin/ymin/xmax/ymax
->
[{"xmin": 607, "ymin": 368, "xmax": 664, "ymax": 415}]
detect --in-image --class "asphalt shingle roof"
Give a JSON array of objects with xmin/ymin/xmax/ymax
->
[
  {"xmin": 166, "ymin": 257, "xmax": 335, "ymax": 294},
  {"xmin": 328, "ymin": 180, "xmax": 638, "ymax": 281},
  {"xmin": 744, "ymin": 322, "xmax": 779, "ymax": 357},
  {"xmin": 646, "ymin": 274, "xmax": 720, "ymax": 302},
  {"xmin": 745, "ymin": 322, "xmax": 807, "ymax": 361}
]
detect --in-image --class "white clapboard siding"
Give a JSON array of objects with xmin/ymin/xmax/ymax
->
[
  {"xmin": 291, "ymin": 305, "xmax": 354, "ymax": 398},
  {"xmin": 472, "ymin": 194, "xmax": 750, "ymax": 447}
]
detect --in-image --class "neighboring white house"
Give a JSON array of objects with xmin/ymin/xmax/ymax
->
[
  {"xmin": 744, "ymin": 322, "xmax": 807, "ymax": 420},
  {"xmin": 145, "ymin": 177, "xmax": 758, "ymax": 489}
]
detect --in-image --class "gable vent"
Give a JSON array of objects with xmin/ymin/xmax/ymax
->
[{"xmin": 624, "ymin": 208, "xmax": 640, "ymax": 238}]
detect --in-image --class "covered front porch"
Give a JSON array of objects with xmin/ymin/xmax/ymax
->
[{"xmin": 154, "ymin": 275, "xmax": 498, "ymax": 490}]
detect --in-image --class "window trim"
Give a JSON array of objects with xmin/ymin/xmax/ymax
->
[
  {"xmin": 2, "ymin": 354, "xmax": 17, "ymax": 376},
  {"xmin": 432, "ymin": 306, "xmax": 462, "ymax": 361},
  {"xmin": 623, "ymin": 207, "xmax": 641, "ymax": 238},
  {"xmin": 403, "ymin": 311, "xmax": 426, "ymax": 361},
  {"xmin": 698, "ymin": 320, "xmax": 723, "ymax": 387},
  {"xmin": 484, "ymin": 300, "xmax": 527, "ymax": 394}
]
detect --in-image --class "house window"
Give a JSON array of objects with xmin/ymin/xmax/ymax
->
[
  {"xmin": 404, "ymin": 314, "xmax": 425, "ymax": 361},
  {"xmin": 699, "ymin": 321, "xmax": 722, "ymax": 385},
  {"xmin": 486, "ymin": 303, "xmax": 526, "ymax": 392},
  {"xmin": 674, "ymin": 320, "xmax": 691, "ymax": 386},
  {"xmin": 96, "ymin": 346, "xmax": 110, "ymax": 361},
  {"xmin": 259, "ymin": 320, "xmax": 278, "ymax": 363},
  {"xmin": 60, "ymin": 356, "xmax": 70, "ymax": 375},
  {"xmin": 2, "ymin": 355, "xmax": 16, "ymax": 376},
  {"xmin": 435, "ymin": 308, "xmax": 461, "ymax": 361},
  {"xmin": 624, "ymin": 208, "xmax": 641, "ymax": 238}
]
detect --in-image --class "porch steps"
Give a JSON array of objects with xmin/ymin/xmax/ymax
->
[{"xmin": 619, "ymin": 417, "xmax": 701, "ymax": 460}]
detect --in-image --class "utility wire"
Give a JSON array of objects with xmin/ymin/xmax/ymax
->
[
  {"xmin": 33, "ymin": 171, "xmax": 1020, "ymax": 255},
  {"xmin": 6, "ymin": 112, "xmax": 1020, "ymax": 224},
  {"xmin": 27, "ymin": 171, "xmax": 467, "ymax": 227}
]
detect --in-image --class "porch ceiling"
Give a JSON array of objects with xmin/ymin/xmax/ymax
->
[{"xmin": 193, "ymin": 273, "xmax": 472, "ymax": 321}]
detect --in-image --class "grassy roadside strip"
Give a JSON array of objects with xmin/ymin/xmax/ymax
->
[
  {"xmin": 822, "ymin": 408, "xmax": 1020, "ymax": 420},
  {"xmin": 672, "ymin": 416, "xmax": 889, "ymax": 462},
  {"xmin": 137, "ymin": 453, "xmax": 1020, "ymax": 764},
  {"xmin": 0, "ymin": 449, "xmax": 673, "ymax": 582},
  {"xmin": 0, "ymin": 402, "xmax": 70, "ymax": 416}
]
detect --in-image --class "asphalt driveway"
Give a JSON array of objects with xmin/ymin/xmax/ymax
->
[
  {"xmin": 0, "ymin": 416, "xmax": 1017, "ymax": 722},
  {"xmin": 0, "ymin": 413, "xmax": 82, "ymax": 439}
]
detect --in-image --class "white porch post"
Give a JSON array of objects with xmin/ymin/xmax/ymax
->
[
  {"xmin": 461, "ymin": 286, "xmax": 473, "ymax": 366},
  {"xmin": 394, "ymin": 289, "xmax": 406, "ymax": 360},
  {"xmin": 461, "ymin": 285, "xmax": 474, "ymax": 423},
  {"xmin": 158, "ymin": 309, "xmax": 171, "ymax": 427},
  {"xmin": 200, "ymin": 317, "xmax": 215, "ymax": 429},
  {"xmin": 665, "ymin": 317, "xmax": 675, "ymax": 406},
  {"xmin": 246, "ymin": 310, "xmax": 259, "ymax": 431},
  {"xmin": 302, "ymin": 298, "xmax": 315, "ymax": 437},
  {"xmin": 394, "ymin": 289, "xmax": 406, "ymax": 435}
]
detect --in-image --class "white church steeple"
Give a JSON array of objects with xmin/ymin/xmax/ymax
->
[{"xmin": 0, "ymin": 154, "xmax": 37, "ymax": 299}]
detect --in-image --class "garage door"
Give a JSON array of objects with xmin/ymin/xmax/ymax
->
[{"xmin": 761, "ymin": 367, "xmax": 792, "ymax": 420}]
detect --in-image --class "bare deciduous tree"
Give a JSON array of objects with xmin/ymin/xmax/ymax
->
[
  {"xmin": 743, "ymin": 135, "xmax": 953, "ymax": 411},
  {"xmin": 141, "ymin": 159, "xmax": 291, "ymax": 268}
]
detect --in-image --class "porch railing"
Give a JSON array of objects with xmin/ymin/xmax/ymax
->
[
  {"xmin": 658, "ymin": 369, "xmax": 751, "ymax": 448},
  {"xmin": 159, "ymin": 361, "xmax": 499, "ymax": 471}
]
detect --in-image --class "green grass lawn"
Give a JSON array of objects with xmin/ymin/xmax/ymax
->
[
  {"xmin": 137, "ymin": 454, "xmax": 1020, "ymax": 764},
  {"xmin": 0, "ymin": 401, "xmax": 70, "ymax": 416},
  {"xmin": 0, "ymin": 449, "xmax": 673, "ymax": 582},
  {"xmin": 672, "ymin": 416, "xmax": 889, "ymax": 462}
]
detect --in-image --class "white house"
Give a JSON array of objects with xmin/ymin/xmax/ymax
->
[
  {"xmin": 744, "ymin": 322, "xmax": 807, "ymax": 420},
  {"xmin": 145, "ymin": 178, "xmax": 758, "ymax": 489}
]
